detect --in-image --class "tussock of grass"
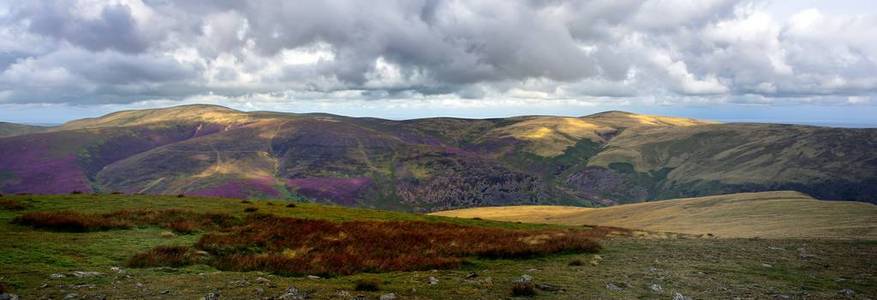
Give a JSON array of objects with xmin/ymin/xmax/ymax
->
[
  {"xmin": 568, "ymin": 259, "xmax": 585, "ymax": 266},
  {"xmin": 0, "ymin": 199, "xmax": 27, "ymax": 210},
  {"xmin": 174, "ymin": 214, "xmax": 606, "ymax": 275},
  {"xmin": 12, "ymin": 209, "xmax": 239, "ymax": 233},
  {"xmin": 12, "ymin": 211, "xmax": 132, "ymax": 232},
  {"xmin": 511, "ymin": 282, "xmax": 536, "ymax": 297},
  {"xmin": 127, "ymin": 246, "xmax": 200, "ymax": 268}
]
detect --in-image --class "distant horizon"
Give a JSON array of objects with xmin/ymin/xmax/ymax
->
[{"xmin": 3, "ymin": 103, "xmax": 876, "ymax": 129}]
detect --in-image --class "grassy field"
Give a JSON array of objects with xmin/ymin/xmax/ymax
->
[
  {"xmin": 432, "ymin": 191, "xmax": 877, "ymax": 239},
  {"xmin": 2, "ymin": 193, "xmax": 876, "ymax": 299}
]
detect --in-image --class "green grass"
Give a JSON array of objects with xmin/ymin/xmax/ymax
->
[{"xmin": 1, "ymin": 194, "xmax": 875, "ymax": 299}]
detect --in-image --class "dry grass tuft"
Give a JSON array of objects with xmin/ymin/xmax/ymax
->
[
  {"xmin": 511, "ymin": 282, "xmax": 537, "ymax": 297},
  {"xmin": 12, "ymin": 209, "xmax": 239, "ymax": 233},
  {"xmin": 127, "ymin": 246, "xmax": 200, "ymax": 268},
  {"xmin": 0, "ymin": 199, "xmax": 27, "ymax": 210},
  {"xmin": 12, "ymin": 211, "xmax": 132, "ymax": 232}
]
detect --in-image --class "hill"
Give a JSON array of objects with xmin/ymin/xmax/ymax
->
[
  {"xmin": 1, "ymin": 104, "xmax": 876, "ymax": 211},
  {"xmin": 431, "ymin": 191, "xmax": 877, "ymax": 239},
  {"xmin": 0, "ymin": 122, "xmax": 47, "ymax": 137}
]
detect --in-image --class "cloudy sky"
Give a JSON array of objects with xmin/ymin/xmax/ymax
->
[{"xmin": 0, "ymin": 0, "xmax": 876, "ymax": 126}]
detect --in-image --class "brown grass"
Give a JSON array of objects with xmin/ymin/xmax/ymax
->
[
  {"xmin": 12, "ymin": 209, "xmax": 239, "ymax": 233},
  {"xmin": 181, "ymin": 214, "xmax": 606, "ymax": 276},
  {"xmin": 511, "ymin": 282, "xmax": 536, "ymax": 297},
  {"xmin": 431, "ymin": 191, "xmax": 877, "ymax": 239},
  {"xmin": 12, "ymin": 211, "xmax": 132, "ymax": 232},
  {"xmin": 568, "ymin": 259, "xmax": 585, "ymax": 266},
  {"xmin": 127, "ymin": 246, "xmax": 200, "ymax": 268},
  {"xmin": 0, "ymin": 199, "xmax": 27, "ymax": 210}
]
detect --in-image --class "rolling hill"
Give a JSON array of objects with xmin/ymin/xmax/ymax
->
[
  {"xmin": 431, "ymin": 191, "xmax": 877, "ymax": 239},
  {"xmin": 1, "ymin": 105, "xmax": 875, "ymax": 211},
  {"xmin": 0, "ymin": 122, "xmax": 47, "ymax": 138}
]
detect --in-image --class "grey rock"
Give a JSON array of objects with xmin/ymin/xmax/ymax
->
[
  {"xmin": 72, "ymin": 271, "xmax": 103, "ymax": 278},
  {"xmin": 773, "ymin": 294, "xmax": 791, "ymax": 300},
  {"xmin": 278, "ymin": 286, "xmax": 306, "ymax": 300},
  {"xmin": 306, "ymin": 275, "xmax": 321, "ymax": 280},
  {"xmin": 464, "ymin": 272, "xmax": 478, "ymax": 279},
  {"xmin": 606, "ymin": 283, "xmax": 624, "ymax": 291},
  {"xmin": 516, "ymin": 275, "xmax": 533, "ymax": 283},
  {"xmin": 428, "ymin": 276, "xmax": 439, "ymax": 285},
  {"xmin": 50, "ymin": 273, "xmax": 66, "ymax": 279},
  {"xmin": 536, "ymin": 283, "xmax": 563, "ymax": 292},
  {"xmin": 839, "ymin": 288, "xmax": 855, "ymax": 298},
  {"xmin": 255, "ymin": 277, "xmax": 272, "ymax": 285},
  {"xmin": 672, "ymin": 292, "xmax": 691, "ymax": 300},
  {"xmin": 254, "ymin": 288, "xmax": 264, "ymax": 294},
  {"xmin": 201, "ymin": 291, "xmax": 220, "ymax": 300},
  {"xmin": 380, "ymin": 293, "xmax": 397, "ymax": 300},
  {"xmin": 335, "ymin": 290, "xmax": 352, "ymax": 298},
  {"xmin": 0, "ymin": 293, "xmax": 20, "ymax": 300},
  {"xmin": 63, "ymin": 293, "xmax": 79, "ymax": 300},
  {"xmin": 649, "ymin": 283, "xmax": 663, "ymax": 293}
]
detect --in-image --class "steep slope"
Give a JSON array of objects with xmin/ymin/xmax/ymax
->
[
  {"xmin": 0, "ymin": 122, "xmax": 47, "ymax": 137},
  {"xmin": 1, "ymin": 105, "xmax": 876, "ymax": 210},
  {"xmin": 431, "ymin": 191, "xmax": 877, "ymax": 239}
]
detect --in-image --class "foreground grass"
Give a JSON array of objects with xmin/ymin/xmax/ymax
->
[{"xmin": 2, "ymin": 194, "xmax": 876, "ymax": 299}]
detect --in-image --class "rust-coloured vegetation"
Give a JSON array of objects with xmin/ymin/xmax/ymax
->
[
  {"xmin": 12, "ymin": 209, "xmax": 238, "ymax": 233},
  {"xmin": 187, "ymin": 214, "xmax": 605, "ymax": 275},
  {"xmin": 127, "ymin": 246, "xmax": 200, "ymax": 268},
  {"xmin": 0, "ymin": 199, "xmax": 27, "ymax": 210},
  {"xmin": 12, "ymin": 211, "xmax": 131, "ymax": 232}
]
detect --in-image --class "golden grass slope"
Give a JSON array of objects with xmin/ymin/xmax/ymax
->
[{"xmin": 431, "ymin": 191, "xmax": 877, "ymax": 239}]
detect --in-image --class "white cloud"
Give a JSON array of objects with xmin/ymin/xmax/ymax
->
[{"xmin": 0, "ymin": 0, "xmax": 873, "ymax": 111}]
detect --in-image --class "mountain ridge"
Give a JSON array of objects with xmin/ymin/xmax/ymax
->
[{"xmin": 1, "ymin": 105, "xmax": 875, "ymax": 211}]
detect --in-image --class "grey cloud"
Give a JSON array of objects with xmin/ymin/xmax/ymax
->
[{"xmin": 0, "ymin": 0, "xmax": 874, "ymax": 106}]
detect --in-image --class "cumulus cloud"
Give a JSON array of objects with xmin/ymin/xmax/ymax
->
[{"xmin": 0, "ymin": 0, "xmax": 874, "ymax": 109}]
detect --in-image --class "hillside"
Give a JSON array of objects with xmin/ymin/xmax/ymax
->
[
  {"xmin": 0, "ymin": 122, "xmax": 46, "ymax": 137},
  {"xmin": 1, "ymin": 194, "xmax": 875, "ymax": 299},
  {"xmin": 431, "ymin": 191, "xmax": 877, "ymax": 239},
  {"xmin": 1, "ymin": 105, "xmax": 876, "ymax": 211}
]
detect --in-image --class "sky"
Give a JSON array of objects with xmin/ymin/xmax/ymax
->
[{"xmin": 0, "ymin": 0, "xmax": 875, "ymax": 126}]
